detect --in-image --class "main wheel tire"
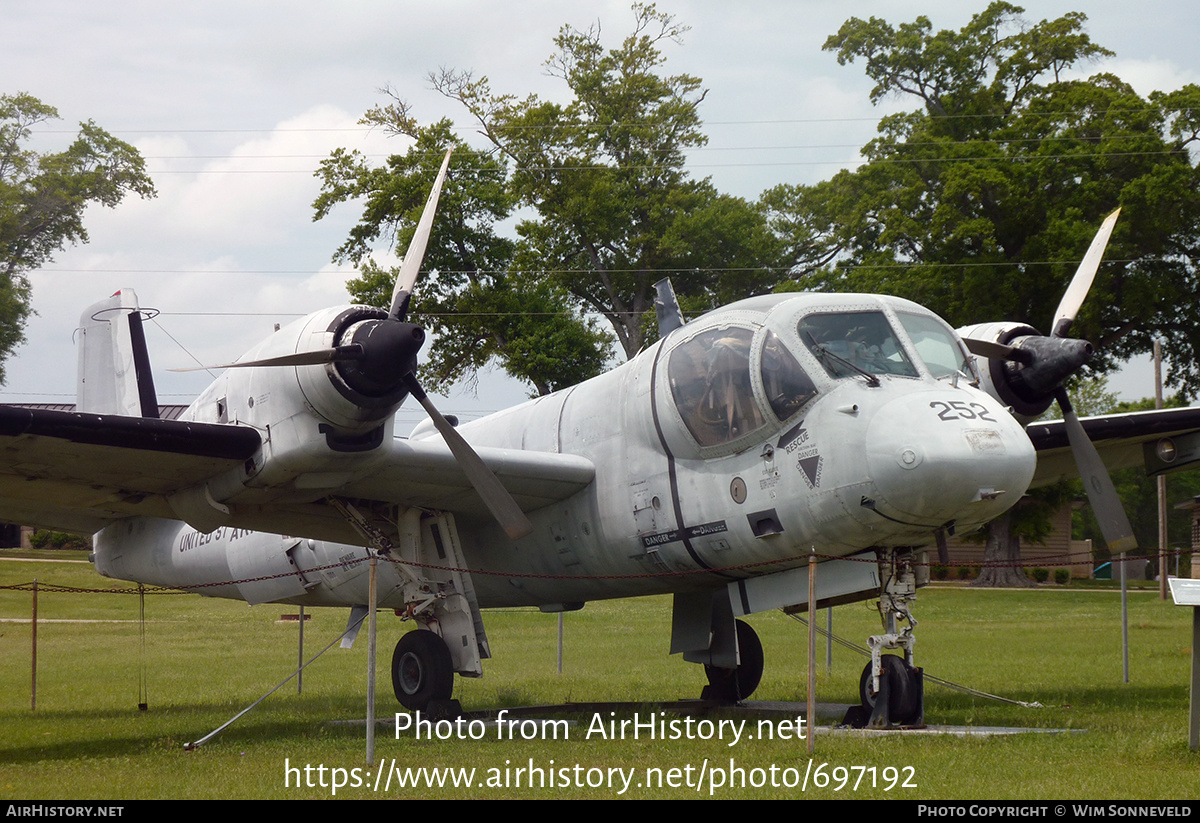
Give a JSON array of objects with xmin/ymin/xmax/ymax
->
[
  {"xmin": 392, "ymin": 630, "xmax": 454, "ymax": 711},
  {"xmin": 858, "ymin": 654, "xmax": 919, "ymax": 723},
  {"xmin": 703, "ymin": 619, "xmax": 765, "ymax": 702}
]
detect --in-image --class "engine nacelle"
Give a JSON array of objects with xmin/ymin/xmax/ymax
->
[
  {"xmin": 958, "ymin": 321, "xmax": 1053, "ymax": 423},
  {"xmin": 294, "ymin": 306, "xmax": 422, "ymax": 432},
  {"xmin": 957, "ymin": 321, "xmax": 1094, "ymax": 424},
  {"xmin": 232, "ymin": 305, "xmax": 422, "ymax": 437}
]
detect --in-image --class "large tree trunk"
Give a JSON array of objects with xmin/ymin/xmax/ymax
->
[{"xmin": 972, "ymin": 510, "xmax": 1036, "ymax": 588}]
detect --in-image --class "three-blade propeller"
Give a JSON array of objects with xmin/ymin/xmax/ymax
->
[
  {"xmin": 962, "ymin": 208, "xmax": 1135, "ymax": 553},
  {"xmin": 179, "ymin": 148, "xmax": 533, "ymax": 541}
]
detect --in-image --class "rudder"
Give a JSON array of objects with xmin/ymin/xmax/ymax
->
[{"xmin": 76, "ymin": 289, "xmax": 160, "ymax": 417}]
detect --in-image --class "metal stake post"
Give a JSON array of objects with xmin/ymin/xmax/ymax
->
[
  {"xmin": 366, "ymin": 554, "xmax": 377, "ymax": 765},
  {"xmin": 31, "ymin": 579, "xmax": 37, "ymax": 711},
  {"xmin": 298, "ymin": 606, "xmax": 304, "ymax": 695},
  {"xmin": 807, "ymin": 550, "xmax": 816, "ymax": 755},
  {"xmin": 1121, "ymin": 551, "xmax": 1129, "ymax": 683}
]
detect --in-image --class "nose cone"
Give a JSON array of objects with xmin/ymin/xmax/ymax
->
[{"xmin": 865, "ymin": 391, "xmax": 1036, "ymax": 528}]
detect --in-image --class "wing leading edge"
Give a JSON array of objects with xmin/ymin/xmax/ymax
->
[
  {"xmin": 0, "ymin": 405, "xmax": 595, "ymax": 540},
  {"xmin": 1028, "ymin": 406, "xmax": 1200, "ymax": 487}
]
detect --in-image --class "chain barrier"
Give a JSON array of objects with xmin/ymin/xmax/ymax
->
[{"xmin": 1, "ymin": 544, "xmax": 1191, "ymax": 597}]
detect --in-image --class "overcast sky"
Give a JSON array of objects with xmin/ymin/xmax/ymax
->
[{"xmin": 5, "ymin": 0, "xmax": 1198, "ymax": 426}]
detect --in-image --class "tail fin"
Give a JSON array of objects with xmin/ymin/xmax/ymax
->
[{"xmin": 76, "ymin": 289, "xmax": 160, "ymax": 418}]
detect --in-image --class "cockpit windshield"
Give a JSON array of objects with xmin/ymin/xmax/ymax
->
[
  {"xmin": 798, "ymin": 311, "xmax": 918, "ymax": 379},
  {"xmin": 760, "ymin": 330, "xmax": 817, "ymax": 422},
  {"xmin": 895, "ymin": 311, "xmax": 971, "ymax": 379}
]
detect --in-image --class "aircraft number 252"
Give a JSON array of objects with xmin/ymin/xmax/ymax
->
[{"xmin": 929, "ymin": 400, "xmax": 996, "ymax": 422}]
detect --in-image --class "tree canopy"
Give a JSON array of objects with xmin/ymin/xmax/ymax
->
[
  {"xmin": 0, "ymin": 93, "xmax": 155, "ymax": 383},
  {"xmin": 765, "ymin": 3, "xmax": 1200, "ymax": 585},
  {"xmin": 315, "ymin": 4, "xmax": 782, "ymax": 395},
  {"xmin": 764, "ymin": 2, "xmax": 1200, "ymax": 393}
]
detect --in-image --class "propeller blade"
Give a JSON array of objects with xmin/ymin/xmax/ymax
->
[
  {"xmin": 961, "ymin": 337, "xmax": 1034, "ymax": 365},
  {"xmin": 401, "ymin": 372, "xmax": 534, "ymax": 541},
  {"xmin": 169, "ymin": 345, "xmax": 364, "ymax": 372},
  {"xmin": 389, "ymin": 148, "xmax": 454, "ymax": 321},
  {"xmin": 1055, "ymin": 388, "xmax": 1137, "ymax": 554},
  {"xmin": 1051, "ymin": 208, "xmax": 1121, "ymax": 339}
]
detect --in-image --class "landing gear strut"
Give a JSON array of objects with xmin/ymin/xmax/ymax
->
[
  {"xmin": 329, "ymin": 500, "xmax": 487, "ymax": 715},
  {"xmin": 702, "ymin": 619, "xmax": 764, "ymax": 703},
  {"xmin": 845, "ymin": 549, "xmax": 925, "ymax": 727}
]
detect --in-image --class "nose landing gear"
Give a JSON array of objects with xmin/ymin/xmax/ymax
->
[
  {"xmin": 845, "ymin": 549, "xmax": 925, "ymax": 728},
  {"xmin": 857, "ymin": 652, "xmax": 923, "ymax": 727}
]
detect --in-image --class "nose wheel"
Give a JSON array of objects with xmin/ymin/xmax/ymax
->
[
  {"xmin": 392, "ymin": 629, "xmax": 454, "ymax": 711},
  {"xmin": 858, "ymin": 654, "xmax": 923, "ymax": 727}
]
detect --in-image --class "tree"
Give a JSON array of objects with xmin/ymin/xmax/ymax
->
[
  {"xmin": 0, "ymin": 93, "xmax": 155, "ymax": 382},
  {"xmin": 316, "ymin": 4, "xmax": 783, "ymax": 393},
  {"xmin": 765, "ymin": 3, "xmax": 1200, "ymax": 390},
  {"xmin": 768, "ymin": 4, "xmax": 1200, "ymax": 584},
  {"xmin": 315, "ymin": 114, "xmax": 612, "ymax": 396}
]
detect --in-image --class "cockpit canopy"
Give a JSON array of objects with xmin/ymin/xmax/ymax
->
[
  {"xmin": 661, "ymin": 296, "xmax": 973, "ymax": 453},
  {"xmin": 668, "ymin": 327, "xmax": 816, "ymax": 447}
]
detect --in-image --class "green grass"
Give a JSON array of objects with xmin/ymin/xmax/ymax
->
[{"xmin": 1, "ymin": 558, "xmax": 1197, "ymax": 799}]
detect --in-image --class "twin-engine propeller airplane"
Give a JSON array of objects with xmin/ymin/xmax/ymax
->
[{"xmin": 5, "ymin": 150, "xmax": 1200, "ymax": 727}]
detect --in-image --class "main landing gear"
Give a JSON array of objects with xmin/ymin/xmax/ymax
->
[
  {"xmin": 671, "ymin": 589, "xmax": 766, "ymax": 705},
  {"xmin": 845, "ymin": 549, "xmax": 924, "ymax": 728},
  {"xmin": 329, "ymin": 500, "xmax": 486, "ymax": 716},
  {"xmin": 702, "ymin": 619, "xmax": 764, "ymax": 703},
  {"xmin": 392, "ymin": 629, "xmax": 455, "ymax": 711}
]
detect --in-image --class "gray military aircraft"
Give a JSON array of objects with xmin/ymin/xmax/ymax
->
[{"xmin": 3, "ymin": 152, "xmax": 1198, "ymax": 726}]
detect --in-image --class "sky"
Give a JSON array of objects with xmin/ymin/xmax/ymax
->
[{"xmin": 4, "ymin": 0, "xmax": 1198, "ymax": 428}]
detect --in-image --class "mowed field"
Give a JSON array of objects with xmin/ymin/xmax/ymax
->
[{"xmin": 1, "ymin": 551, "xmax": 1196, "ymax": 799}]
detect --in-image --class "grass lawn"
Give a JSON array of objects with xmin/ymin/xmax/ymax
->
[{"xmin": 1, "ymin": 554, "xmax": 1196, "ymax": 799}]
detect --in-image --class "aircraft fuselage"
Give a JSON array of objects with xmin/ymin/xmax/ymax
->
[{"xmin": 94, "ymin": 292, "xmax": 1036, "ymax": 616}]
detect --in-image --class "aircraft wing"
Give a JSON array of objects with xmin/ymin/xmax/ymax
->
[
  {"xmin": 0, "ymin": 405, "xmax": 594, "ymax": 540},
  {"xmin": 1027, "ymin": 406, "xmax": 1200, "ymax": 487},
  {"xmin": 0, "ymin": 406, "xmax": 264, "ymax": 534},
  {"xmin": 340, "ymin": 438, "xmax": 596, "ymax": 515}
]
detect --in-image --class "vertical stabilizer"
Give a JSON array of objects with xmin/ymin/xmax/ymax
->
[
  {"xmin": 653, "ymin": 278, "xmax": 685, "ymax": 337},
  {"xmin": 76, "ymin": 289, "xmax": 160, "ymax": 417}
]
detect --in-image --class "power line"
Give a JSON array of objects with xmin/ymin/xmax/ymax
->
[
  {"xmin": 135, "ymin": 133, "xmax": 1157, "ymax": 162},
  {"xmin": 36, "ymin": 256, "xmax": 1199, "ymax": 278},
  {"xmin": 28, "ymin": 105, "xmax": 1197, "ymax": 137}
]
